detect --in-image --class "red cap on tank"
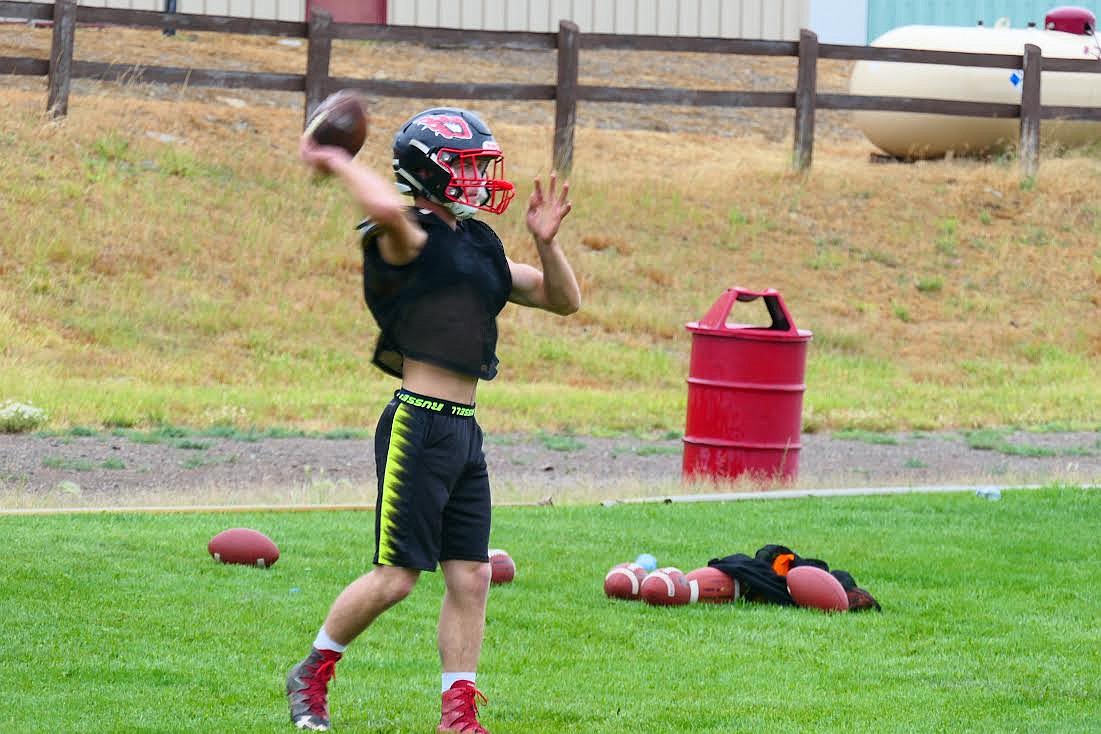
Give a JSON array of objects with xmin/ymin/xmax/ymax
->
[{"xmin": 1044, "ymin": 6, "xmax": 1096, "ymax": 34}]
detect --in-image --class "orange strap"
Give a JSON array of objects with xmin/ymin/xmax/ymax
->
[{"xmin": 771, "ymin": 553, "xmax": 796, "ymax": 576}]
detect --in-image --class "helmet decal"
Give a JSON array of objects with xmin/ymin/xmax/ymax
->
[{"xmin": 414, "ymin": 114, "xmax": 474, "ymax": 140}]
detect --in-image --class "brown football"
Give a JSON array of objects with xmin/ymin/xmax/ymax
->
[
  {"xmin": 640, "ymin": 567, "xmax": 694, "ymax": 606},
  {"xmin": 488, "ymin": 548, "xmax": 516, "ymax": 584},
  {"xmin": 786, "ymin": 566, "xmax": 850, "ymax": 613},
  {"xmin": 305, "ymin": 90, "xmax": 368, "ymax": 156},
  {"xmin": 208, "ymin": 527, "xmax": 280, "ymax": 568},
  {"xmin": 686, "ymin": 566, "xmax": 739, "ymax": 603},
  {"xmin": 603, "ymin": 562, "xmax": 648, "ymax": 600}
]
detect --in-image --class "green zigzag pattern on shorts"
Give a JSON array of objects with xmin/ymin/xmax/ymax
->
[{"xmin": 378, "ymin": 404, "xmax": 413, "ymax": 565}]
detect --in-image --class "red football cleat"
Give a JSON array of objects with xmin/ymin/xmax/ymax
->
[
  {"xmin": 438, "ymin": 680, "xmax": 489, "ymax": 733},
  {"xmin": 286, "ymin": 648, "xmax": 341, "ymax": 731}
]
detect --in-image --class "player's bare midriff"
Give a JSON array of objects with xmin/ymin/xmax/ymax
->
[{"xmin": 401, "ymin": 358, "xmax": 479, "ymax": 405}]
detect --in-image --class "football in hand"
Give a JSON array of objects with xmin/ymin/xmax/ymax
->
[{"xmin": 305, "ymin": 89, "xmax": 368, "ymax": 157}]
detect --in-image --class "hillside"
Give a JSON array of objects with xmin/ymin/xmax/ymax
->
[{"xmin": 1, "ymin": 25, "xmax": 1100, "ymax": 435}]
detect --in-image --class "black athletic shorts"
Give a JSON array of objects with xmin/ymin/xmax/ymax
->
[{"xmin": 372, "ymin": 389, "xmax": 491, "ymax": 571}]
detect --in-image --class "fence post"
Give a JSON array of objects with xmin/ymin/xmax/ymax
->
[
  {"xmin": 793, "ymin": 29, "xmax": 818, "ymax": 171},
  {"xmin": 47, "ymin": 0, "xmax": 77, "ymax": 118},
  {"xmin": 304, "ymin": 8, "xmax": 333, "ymax": 126},
  {"xmin": 1019, "ymin": 43, "xmax": 1042, "ymax": 180},
  {"xmin": 554, "ymin": 20, "xmax": 580, "ymax": 175}
]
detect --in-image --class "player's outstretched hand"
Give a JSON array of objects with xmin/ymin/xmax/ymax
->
[
  {"xmin": 299, "ymin": 131, "xmax": 352, "ymax": 175},
  {"xmin": 526, "ymin": 172, "xmax": 572, "ymax": 246}
]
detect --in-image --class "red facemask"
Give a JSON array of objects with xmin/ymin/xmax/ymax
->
[{"xmin": 436, "ymin": 148, "xmax": 515, "ymax": 215}]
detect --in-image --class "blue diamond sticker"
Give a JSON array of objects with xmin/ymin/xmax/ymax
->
[{"xmin": 1010, "ymin": 72, "xmax": 1022, "ymax": 86}]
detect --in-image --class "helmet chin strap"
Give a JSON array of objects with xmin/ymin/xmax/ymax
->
[
  {"xmin": 445, "ymin": 202, "xmax": 479, "ymax": 220},
  {"xmin": 403, "ymin": 187, "xmax": 477, "ymax": 221}
]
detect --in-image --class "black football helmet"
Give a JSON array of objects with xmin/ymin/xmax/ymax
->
[{"xmin": 392, "ymin": 107, "xmax": 515, "ymax": 219}]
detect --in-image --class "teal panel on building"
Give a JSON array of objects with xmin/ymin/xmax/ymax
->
[{"xmin": 867, "ymin": 1, "xmax": 1101, "ymax": 42}]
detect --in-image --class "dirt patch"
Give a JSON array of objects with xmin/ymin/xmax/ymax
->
[{"xmin": 2, "ymin": 430, "xmax": 1098, "ymax": 510}]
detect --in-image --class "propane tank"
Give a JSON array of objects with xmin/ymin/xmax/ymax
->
[{"xmin": 850, "ymin": 7, "xmax": 1101, "ymax": 159}]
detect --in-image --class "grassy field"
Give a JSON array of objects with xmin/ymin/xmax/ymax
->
[
  {"xmin": 2, "ymin": 486, "xmax": 1098, "ymax": 732},
  {"xmin": 1, "ymin": 28, "xmax": 1100, "ymax": 436}
]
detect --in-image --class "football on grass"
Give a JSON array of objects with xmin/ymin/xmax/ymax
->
[
  {"xmin": 686, "ymin": 567, "xmax": 739, "ymax": 603},
  {"xmin": 489, "ymin": 549, "xmax": 515, "ymax": 584},
  {"xmin": 208, "ymin": 528, "xmax": 279, "ymax": 568},
  {"xmin": 786, "ymin": 565, "xmax": 850, "ymax": 612},
  {"xmin": 305, "ymin": 89, "xmax": 368, "ymax": 156},
  {"xmin": 604, "ymin": 562, "xmax": 648, "ymax": 600},
  {"xmin": 640, "ymin": 567, "xmax": 697, "ymax": 606}
]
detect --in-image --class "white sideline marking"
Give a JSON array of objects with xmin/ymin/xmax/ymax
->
[
  {"xmin": 0, "ymin": 503, "xmax": 378, "ymax": 516},
  {"xmin": 599, "ymin": 483, "xmax": 1099, "ymax": 507}
]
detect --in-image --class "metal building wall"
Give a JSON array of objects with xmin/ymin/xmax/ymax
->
[
  {"xmin": 69, "ymin": 0, "xmax": 306, "ymax": 21},
  {"xmin": 387, "ymin": 0, "xmax": 809, "ymax": 40},
  {"xmin": 19, "ymin": 0, "xmax": 811, "ymax": 35}
]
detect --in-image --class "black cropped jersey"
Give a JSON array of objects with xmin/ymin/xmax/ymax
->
[{"xmin": 358, "ymin": 208, "xmax": 513, "ymax": 380}]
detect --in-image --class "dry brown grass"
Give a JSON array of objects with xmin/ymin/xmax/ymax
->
[{"xmin": 1, "ymin": 26, "xmax": 1099, "ymax": 432}]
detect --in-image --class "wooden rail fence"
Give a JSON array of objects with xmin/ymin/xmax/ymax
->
[{"xmin": 5, "ymin": 0, "xmax": 1101, "ymax": 176}]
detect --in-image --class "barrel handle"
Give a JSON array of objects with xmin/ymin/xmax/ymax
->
[{"xmin": 697, "ymin": 287, "xmax": 798, "ymax": 333}]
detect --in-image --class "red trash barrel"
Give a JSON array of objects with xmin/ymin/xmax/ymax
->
[{"xmin": 683, "ymin": 287, "xmax": 812, "ymax": 481}]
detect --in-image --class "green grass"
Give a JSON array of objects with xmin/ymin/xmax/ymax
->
[
  {"xmin": 41, "ymin": 456, "xmax": 96, "ymax": 471},
  {"xmin": 629, "ymin": 444, "xmax": 682, "ymax": 456},
  {"xmin": 1, "ymin": 487, "xmax": 1099, "ymax": 732},
  {"xmin": 963, "ymin": 428, "xmax": 1097, "ymax": 457},
  {"xmin": 536, "ymin": 430, "xmax": 587, "ymax": 452},
  {"xmin": 35, "ymin": 424, "xmax": 373, "ymax": 444},
  {"xmin": 833, "ymin": 429, "xmax": 901, "ymax": 445}
]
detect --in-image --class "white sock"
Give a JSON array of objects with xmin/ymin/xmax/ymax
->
[
  {"xmin": 442, "ymin": 672, "xmax": 476, "ymax": 692},
  {"xmin": 313, "ymin": 627, "xmax": 347, "ymax": 653}
]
